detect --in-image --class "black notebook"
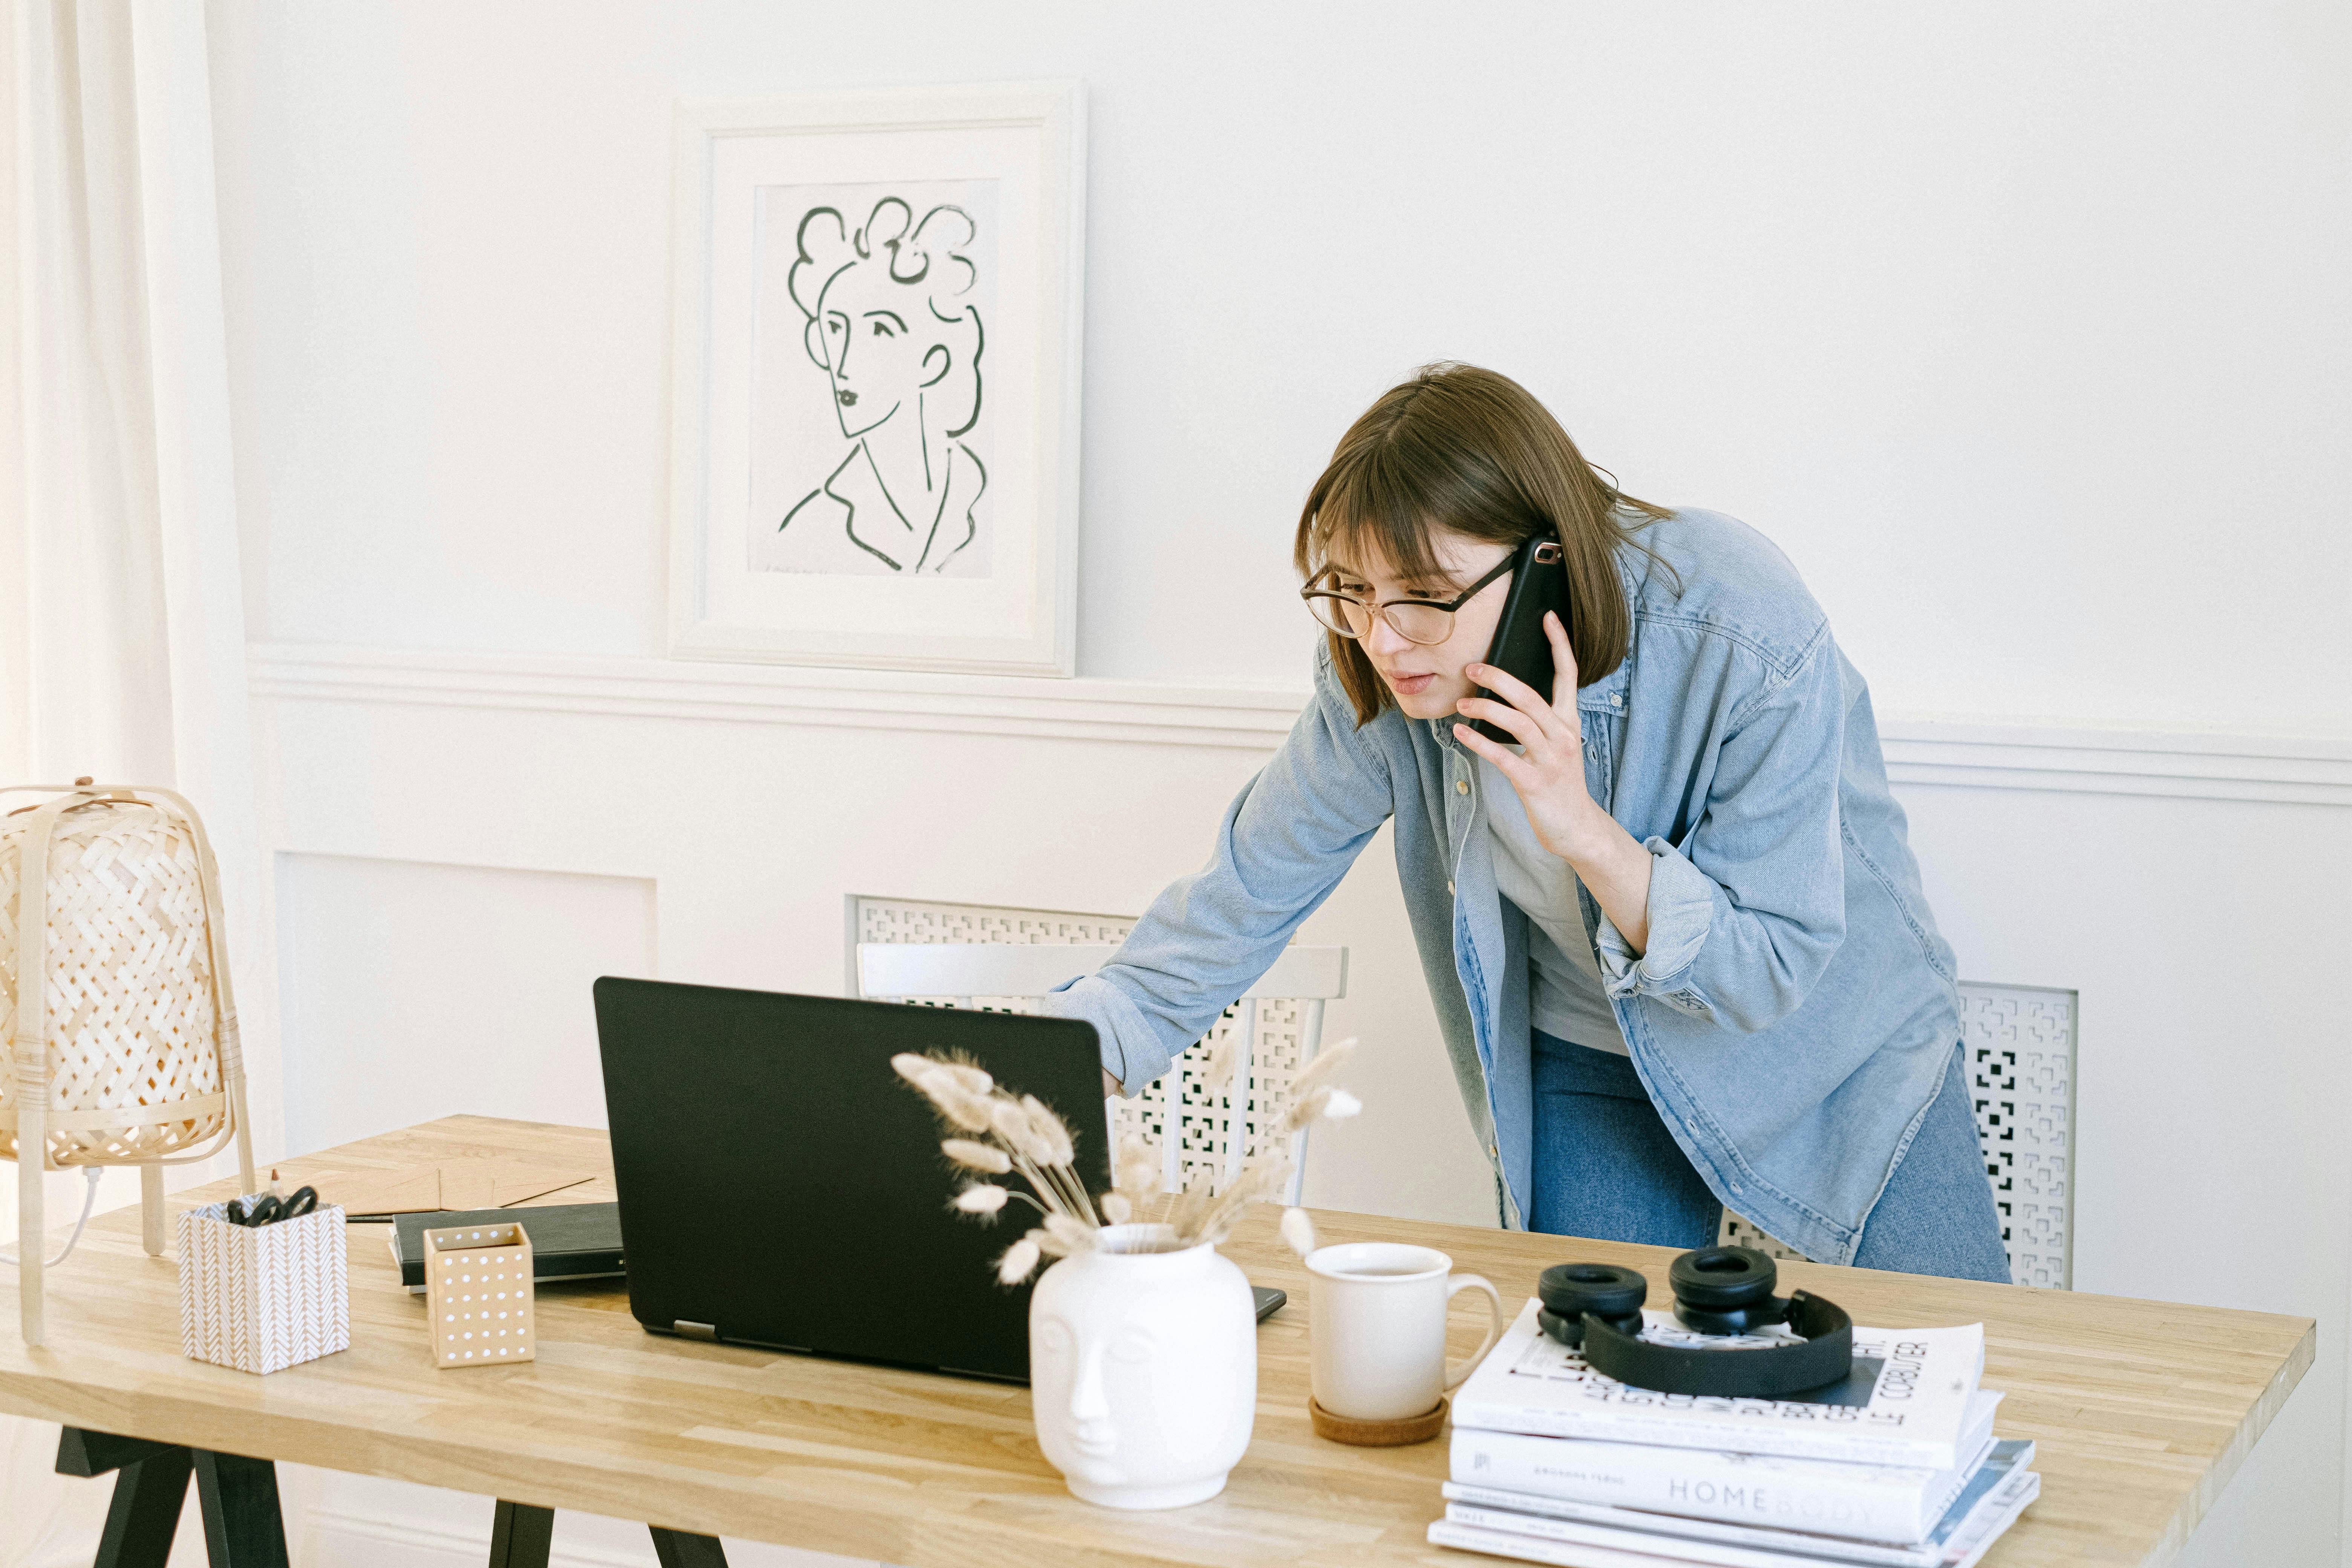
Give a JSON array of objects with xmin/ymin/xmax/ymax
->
[{"xmin": 389, "ymin": 1202, "xmax": 625, "ymax": 1293}]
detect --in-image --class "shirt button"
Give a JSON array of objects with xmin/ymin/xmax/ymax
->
[
  {"xmin": 1447, "ymin": 880, "xmax": 1455, "ymax": 895},
  {"xmin": 1489, "ymin": 1144, "xmax": 1500, "ymax": 1159},
  {"xmin": 1456, "ymin": 779, "xmax": 1470, "ymax": 795}
]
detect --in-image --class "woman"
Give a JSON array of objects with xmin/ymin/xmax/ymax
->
[{"xmin": 1047, "ymin": 363, "xmax": 2008, "ymax": 1280}]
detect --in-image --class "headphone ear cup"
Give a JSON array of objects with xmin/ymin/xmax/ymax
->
[
  {"xmin": 1537, "ymin": 1262, "xmax": 1648, "ymax": 1343},
  {"xmin": 1668, "ymin": 1245, "xmax": 1785, "ymax": 1335}
]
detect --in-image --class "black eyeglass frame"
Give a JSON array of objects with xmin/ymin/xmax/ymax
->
[{"xmin": 1299, "ymin": 545, "xmax": 1548, "ymax": 646}]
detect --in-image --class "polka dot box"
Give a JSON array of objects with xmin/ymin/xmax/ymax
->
[{"xmin": 425, "ymin": 1220, "xmax": 535, "ymax": 1369}]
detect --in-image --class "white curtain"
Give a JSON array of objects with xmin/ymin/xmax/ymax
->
[{"xmin": 1, "ymin": 3, "xmax": 276, "ymax": 1563}]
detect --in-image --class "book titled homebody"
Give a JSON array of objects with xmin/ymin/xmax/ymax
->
[
  {"xmin": 1440, "ymin": 1439, "xmax": 2040, "ymax": 1568},
  {"xmin": 1452, "ymin": 1300, "xmax": 1986, "ymax": 1470},
  {"xmin": 1449, "ymin": 1392, "xmax": 2001, "ymax": 1545}
]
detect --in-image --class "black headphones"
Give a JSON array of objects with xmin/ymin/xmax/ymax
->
[{"xmin": 1537, "ymin": 1245, "xmax": 1854, "ymax": 1399}]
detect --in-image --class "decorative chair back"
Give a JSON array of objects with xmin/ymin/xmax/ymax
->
[
  {"xmin": 853, "ymin": 937, "xmax": 1348, "ymax": 1205},
  {"xmin": 1720, "ymin": 980, "xmax": 2077, "ymax": 1288},
  {"xmin": 2, "ymin": 781, "xmax": 258, "ymax": 1344}
]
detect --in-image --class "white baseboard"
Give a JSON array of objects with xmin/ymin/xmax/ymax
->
[
  {"xmin": 305, "ymin": 1507, "xmax": 656, "ymax": 1568},
  {"xmin": 303, "ymin": 1503, "xmax": 882, "ymax": 1568},
  {"xmin": 250, "ymin": 641, "xmax": 2352, "ymax": 806}
]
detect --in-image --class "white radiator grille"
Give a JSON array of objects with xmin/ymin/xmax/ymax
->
[
  {"xmin": 1721, "ymin": 982, "xmax": 2077, "ymax": 1288},
  {"xmin": 849, "ymin": 897, "xmax": 1324, "ymax": 1195}
]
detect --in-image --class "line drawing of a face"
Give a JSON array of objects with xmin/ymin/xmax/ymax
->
[
  {"xmin": 776, "ymin": 196, "xmax": 988, "ymax": 574},
  {"xmin": 812, "ymin": 254, "xmax": 934, "ymax": 439}
]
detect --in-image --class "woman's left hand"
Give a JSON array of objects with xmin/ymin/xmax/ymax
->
[{"xmin": 1452, "ymin": 611, "xmax": 1602, "ymax": 862}]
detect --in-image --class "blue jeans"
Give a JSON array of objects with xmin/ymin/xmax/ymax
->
[{"xmin": 1527, "ymin": 1031, "xmax": 2012, "ymax": 1282}]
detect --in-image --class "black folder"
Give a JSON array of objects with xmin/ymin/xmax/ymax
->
[{"xmin": 389, "ymin": 1202, "xmax": 625, "ymax": 1293}]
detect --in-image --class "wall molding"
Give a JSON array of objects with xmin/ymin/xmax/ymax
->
[{"xmin": 249, "ymin": 642, "xmax": 2352, "ymax": 807}]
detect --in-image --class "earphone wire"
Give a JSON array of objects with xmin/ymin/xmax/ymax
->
[{"xmin": 0, "ymin": 1165, "xmax": 106, "ymax": 1269}]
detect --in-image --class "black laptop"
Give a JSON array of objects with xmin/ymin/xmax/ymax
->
[{"xmin": 593, "ymin": 978, "xmax": 1276, "ymax": 1383}]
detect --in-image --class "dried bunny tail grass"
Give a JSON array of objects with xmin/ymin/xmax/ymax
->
[
  {"xmin": 990, "ymin": 1099, "xmax": 1057, "ymax": 1165},
  {"xmin": 933, "ymin": 1057, "xmax": 994, "ymax": 1097},
  {"xmin": 1026, "ymin": 1225, "xmax": 1073, "ymax": 1260},
  {"xmin": 1194, "ymin": 1163, "xmax": 1286, "ymax": 1247},
  {"xmin": 1042, "ymin": 1212, "xmax": 1098, "ymax": 1255},
  {"xmin": 1020, "ymin": 1094, "xmax": 1077, "ymax": 1166},
  {"xmin": 928, "ymin": 1083, "xmax": 997, "ymax": 1133},
  {"xmin": 953, "ymin": 1183, "xmax": 1011, "ymax": 1216},
  {"xmin": 1279, "ymin": 1084, "xmax": 1360, "ymax": 1137},
  {"xmin": 1114, "ymin": 1134, "xmax": 1161, "ymax": 1198},
  {"xmin": 1200, "ymin": 1036, "xmax": 1240, "ymax": 1097},
  {"xmin": 996, "ymin": 1237, "xmax": 1041, "ymax": 1285},
  {"xmin": 1163, "ymin": 1174, "xmax": 1216, "ymax": 1244},
  {"xmin": 1098, "ymin": 1191, "xmax": 1132, "ymax": 1225},
  {"xmin": 1280, "ymin": 1206, "xmax": 1318, "ymax": 1258},
  {"xmin": 942, "ymin": 1138, "xmax": 1012, "ymax": 1174},
  {"xmin": 1289, "ymin": 1037, "xmax": 1357, "ymax": 1099},
  {"xmin": 894, "ymin": 1053, "xmax": 997, "ymax": 1132}
]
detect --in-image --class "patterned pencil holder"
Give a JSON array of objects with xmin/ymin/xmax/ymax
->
[
  {"xmin": 426, "ymin": 1220, "xmax": 535, "ymax": 1369},
  {"xmin": 176, "ymin": 1197, "xmax": 350, "ymax": 1375}
]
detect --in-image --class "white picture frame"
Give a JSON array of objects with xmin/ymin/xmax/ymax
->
[{"xmin": 666, "ymin": 82, "xmax": 1085, "ymax": 676}]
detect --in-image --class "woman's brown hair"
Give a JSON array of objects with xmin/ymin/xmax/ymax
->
[{"xmin": 1293, "ymin": 363, "xmax": 1675, "ymax": 726}]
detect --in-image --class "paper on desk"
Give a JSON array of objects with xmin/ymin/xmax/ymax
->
[{"xmin": 309, "ymin": 1161, "xmax": 595, "ymax": 1215}]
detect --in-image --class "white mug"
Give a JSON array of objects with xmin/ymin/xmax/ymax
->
[{"xmin": 1306, "ymin": 1242, "xmax": 1505, "ymax": 1421}]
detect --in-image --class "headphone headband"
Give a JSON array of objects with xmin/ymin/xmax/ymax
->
[{"xmin": 1536, "ymin": 1246, "xmax": 1856, "ymax": 1399}]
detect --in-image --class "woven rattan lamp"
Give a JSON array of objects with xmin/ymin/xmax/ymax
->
[{"xmin": 2, "ymin": 780, "xmax": 257, "ymax": 1345}]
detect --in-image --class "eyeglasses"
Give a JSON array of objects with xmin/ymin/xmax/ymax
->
[{"xmin": 1300, "ymin": 551, "xmax": 1521, "ymax": 646}]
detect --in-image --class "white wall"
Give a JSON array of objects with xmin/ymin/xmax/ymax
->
[{"xmin": 196, "ymin": 4, "xmax": 2352, "ymax": 1567}]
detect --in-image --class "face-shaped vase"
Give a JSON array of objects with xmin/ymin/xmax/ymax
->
[{"xmin": 1028, "ymin": 1224, "xmax": 1257, "ymax": 1510}]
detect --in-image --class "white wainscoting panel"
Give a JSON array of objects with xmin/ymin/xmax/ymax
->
[
  {"xmin": 244, "ymin": 652, "xmax": 2352, "ymax": 1568},
  {"xmin": 275, "ymin": 854, "xmax": 657, "ymax": 1154}
]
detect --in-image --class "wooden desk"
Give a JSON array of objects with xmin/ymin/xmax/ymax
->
[{"xmin": 0, "ymin": 1116, "xmax": 2314, "ymax": 1568}]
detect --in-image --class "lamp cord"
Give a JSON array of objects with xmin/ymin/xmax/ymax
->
[{"xmin": 0, "ymin": 1167, "xmax": 107, "ymax": 1269}]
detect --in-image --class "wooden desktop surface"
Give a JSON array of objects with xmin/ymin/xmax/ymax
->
[{"xmin": 0, "ymin": 1115, "xmax": 2313, "ymax": 1568}]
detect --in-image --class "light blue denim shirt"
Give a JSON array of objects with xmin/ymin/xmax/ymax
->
[{"xmin": 1046, "ymin": 508, "xmax": 1962, "ymax": 1265}]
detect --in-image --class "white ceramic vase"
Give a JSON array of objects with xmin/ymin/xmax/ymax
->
[{"xmin": 1028, "ymin": 1222, "xmax": 1257, "ymax": 1509}]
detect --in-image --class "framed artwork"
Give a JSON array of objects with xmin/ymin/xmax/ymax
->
[{"xmin": 666, "ymin": 83, "xmax": 1085, "ymax": 675}]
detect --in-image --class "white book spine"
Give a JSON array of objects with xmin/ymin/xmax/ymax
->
[
  {"xmin": 1441, "ymin": 1486, "xmax": 1937, "ymax": 1567},
  {"xmin": 1444, "ymin": 1506, "xmax": 1867, "ymax": 1568},
  {"xmin": 1450, "ymin": 1428, "xmax": 1935, "ymax": 1545},
  {"xmin": 1450, "ymin": 1403, "xmax": 1957, "ymax": 1470},
  {"xmin": 1432, "ymin": 1517, "xmax": 1747, "ymax": 1568}
]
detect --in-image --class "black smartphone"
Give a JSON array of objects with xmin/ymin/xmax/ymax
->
[{"xmin": 1468, "ymin": 534, "xmax": 1572, "ymax": 743}]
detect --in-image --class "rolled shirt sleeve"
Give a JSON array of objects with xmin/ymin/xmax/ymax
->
[
  {"xmin": 1043, "ymin": 652, "xmax": 1395, "ymax": 1095},
  {"xmin": 1593, "ymin": 623, "xmax": 1848, "ymax": 1034}
]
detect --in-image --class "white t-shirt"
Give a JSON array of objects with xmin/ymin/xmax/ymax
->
[{"xmin": 1476, "ymin": 756, "xmax": 1631, "ymax": 1055}]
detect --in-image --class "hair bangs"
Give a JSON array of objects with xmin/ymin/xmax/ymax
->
[{"xmin": 1302, "ymin": 443, "xmax": 1449, "ymax": 588}]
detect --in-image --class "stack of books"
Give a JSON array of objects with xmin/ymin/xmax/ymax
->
[{"xmin": 1430, "ymin": 1300, "xmax": 2040, "ymax": 1568}]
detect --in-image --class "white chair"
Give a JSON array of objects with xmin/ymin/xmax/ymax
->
[{"xmin": 854, "ymin": 942, "xmax": 1348, "ymax": 1205}]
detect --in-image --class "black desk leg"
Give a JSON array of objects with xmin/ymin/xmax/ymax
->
[
  {"xmin": 56, "ymin": 1427, "xmax": 194, "ymax": 1568},
  {"xmin": 191, "ymin": 1450, "xmax": 291, "ymax": 1568},
  {"xmin": 93, "ymin": 1447, "xmax": 194, "ymax": 1568},
  {"xmin": 489, "ymin": 1501, "xmax": 556, "ymax": 1568},
  {"xmin": 648, "ymin": 1527, "xmax": 730, "ymax": 1568}
]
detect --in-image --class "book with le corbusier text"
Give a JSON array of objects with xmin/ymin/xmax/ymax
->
[{"xmin": 1451, "ymin": 1299, "xmax": 1986, "ymax": 1470}]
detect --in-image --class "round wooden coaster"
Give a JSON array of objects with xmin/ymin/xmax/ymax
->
[{"xmin": 1308, "ymin": 1394, "xmax": 1448, "ymax": 1446}]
